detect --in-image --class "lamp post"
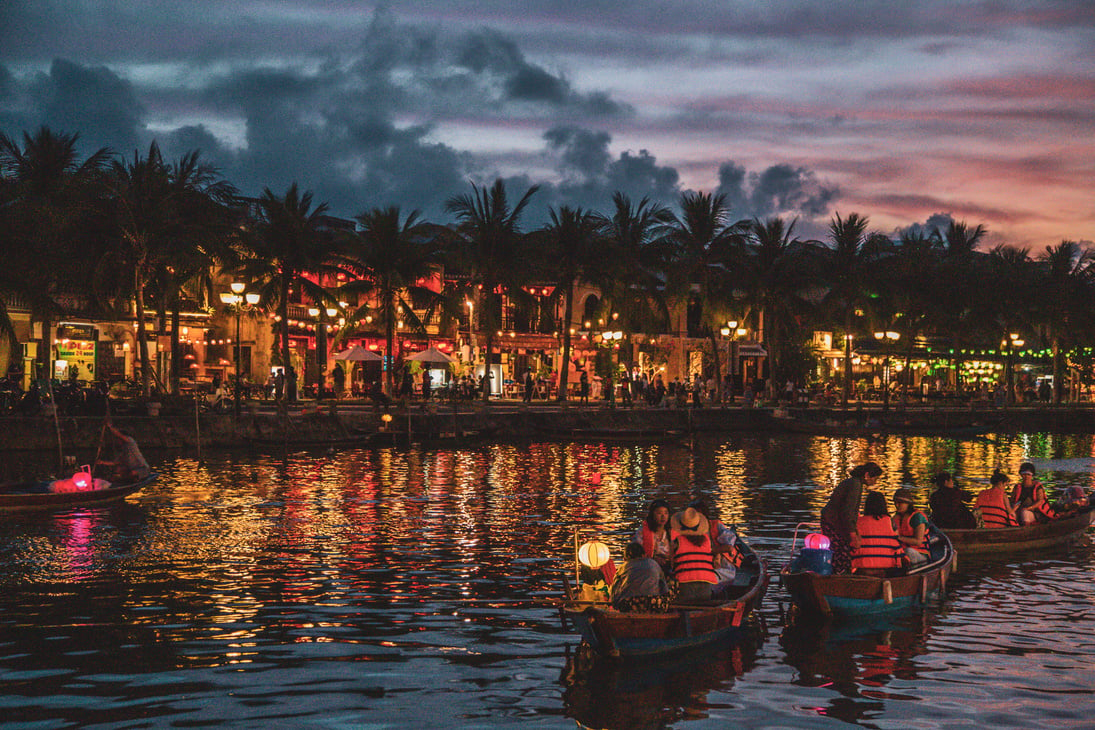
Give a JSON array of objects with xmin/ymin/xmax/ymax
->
[
  {"xmin": 719, "ymin": 321, "xmax": 746, "ymax": 403},
  {"xmin": 219, "ymin": 282, "xmax": 260, "ymax": 419},
  {"xmin": 873, "ymin": 330, "xmax": 900, "ymax": 411},
  {"xmin": 1003, "ymin": 332, "xmax": 1024, "ymax": 405}
]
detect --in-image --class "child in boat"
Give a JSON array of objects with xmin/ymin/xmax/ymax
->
[
  {"xmin": 609, "ymin": 542, "xmax": 670, "ymax": 613},
  {"xmin": 892, "ymin": 488, "xmax": 930, "ymax": 565},
  {"xmin": 851, "ymin": 491, "xmax": 905, "ymax": 576}
]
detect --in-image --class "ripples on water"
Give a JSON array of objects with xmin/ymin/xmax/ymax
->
[{"xmin": 2, "ymin": 432, "xmax": 1095, "ymax": 727}]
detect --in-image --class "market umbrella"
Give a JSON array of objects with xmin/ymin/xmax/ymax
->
[
  {"xmin": 333, "ymin": 345, "xmax": 383, "ymax": 362},
  {"xmin": 406, "ymin": 347, "xmax": 454, "ymax": 365}
]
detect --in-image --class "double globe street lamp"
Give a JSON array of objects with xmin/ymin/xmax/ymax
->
[{"xmin": 219, "ymin": 282, "xmax": 260, "ymax": 418}]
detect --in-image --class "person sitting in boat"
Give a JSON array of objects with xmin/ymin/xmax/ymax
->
[
  {"xmin": 669, "ymin": 507, "xmax": 718, "ymax": 602},
  {"xmin": 96, "ymin": 424, "xmax": 151, "ymax": 483},
  {"xmin": 929, "ymin": 472, "xmax": 977, "ymax": 529},
  {"xmin": 633, "ymin": 498, "xmax": 672, "ymax": 572},
  {"xmin": 687, "ymin": 497, "xmax": 740, "ymax": 586},
  {"xmin": 851, "ymin": 491, "xmax": 906, "ymax": 576},
  {"xmin": 821, "ymin": 462, "xmax": 884, "ymax": 574},
  {"xmin": 1056, "ymin": 485, "xmax": 1091, "ymax": 513},
  {"xmin": 974, "ymin": 470, "xmax": 1019, "ymax": 528},
  {"xmin": 892, "ymin": 488, "xmax": 930, "ymax": 565},
  {"xmin": 1011, "ymin": 462, "xmax": 1056, "ymax": 525},
  {"xmin": 609, "ymin": 542, "xmax": 671, "ymax": 613}
]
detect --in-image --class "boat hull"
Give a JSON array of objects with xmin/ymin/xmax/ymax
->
[
  {"xmin": 781, "ymin": 533, "xmax": 954, "ymax": 619},
  {"xmin": 941, "ymin": 507, "xmax": 1093, "ymax": 554},
  {"xmin": 563, "ymin": 556, "xmax": 768, "ymax": 658},
  {"xmin": 0, "ymin": 474, "xmax": 156, "ymax": 512}
]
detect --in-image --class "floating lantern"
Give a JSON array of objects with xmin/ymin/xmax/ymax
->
[
  {"xmin": 72, "ymin": 470, "xmax": 93, "ymax": 490},
  {"xmin": 804, "ymin": 533, "xmax": 831, "ymax": 551},
  {"xmin": 578, "ymin": 540, "xmax": 611, "ymax": 569}
]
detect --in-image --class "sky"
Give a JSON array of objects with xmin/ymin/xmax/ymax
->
[{"xmin": 1, "ymin": 1, "xmax": 1093, "ymax": 248}]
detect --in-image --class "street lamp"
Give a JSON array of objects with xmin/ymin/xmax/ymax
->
[
  {"xmin": 720, "ymin": 320, "xmax": 744, "ymax": 403},
  {"xmin": 219, "ymin": 282, "xmax": 260, "ymax": 418},
  {"xmin": 1002, "ymin": 332, "xmax": 1024, "ymax": 404},
  {"xmin": 873, "ymin": 330, "xmax": 900, "ymax": 411}
]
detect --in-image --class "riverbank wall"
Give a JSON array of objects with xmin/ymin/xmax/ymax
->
[{"xmin": 3, "ymin": 401, "xmax": 1095, "ymax": 454}]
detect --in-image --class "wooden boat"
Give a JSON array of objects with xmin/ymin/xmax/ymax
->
[
  {"xmin": 772, "ymin": 414, "xmax": 994, "ymax": 438},
  {"xmin": 561, "ymin": 537, "xmax": 768, "ymax": 658},
  {"xmin": 780, "ymin": 523, "xmax": 955, "ymax": 619},
  {"xmin": 0, "ymin": 473, "xmax": 156, "ymax": 512},
  {"xmin": 941, "ymin": 506, "xmax": 1093, "ymax": 554}
]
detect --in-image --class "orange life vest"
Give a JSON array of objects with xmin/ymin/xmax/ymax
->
[
  {"xmin": 975, "ymin": 487, "xmax": 1018, "ymax": 528},
  {"xmin": 1012, "ymin": 481, "xmax": 1057, "ymax": 520},
  {"xmin": 851, "ymin": 515, "xmax": 904, "ymax": 571},
  {"xmin": 896, "ymin": 509, "xmax": 931, "ymax": 555},
  {"xmin": 672, "ymin": 532, "xmax": 717, "ymax": 584}
]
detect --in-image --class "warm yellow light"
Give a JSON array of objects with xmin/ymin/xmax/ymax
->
[
  {"xmin": 381, "ymin": 413, "xmax": 392, "ymax": 423},
  {"xmin": 230, "ymin": 281, "xmax": 246, "ymax": 295},
  {"xmin": 578, "ymin": 541, "xmax": 611, "ymax": 569},
  {"xmin": 245, "ymin": 292, "xmax": 260, "ymax": 305},
  {"xmin": 308, "ymin": 307, "xmax": 320, "ymax": 317}
]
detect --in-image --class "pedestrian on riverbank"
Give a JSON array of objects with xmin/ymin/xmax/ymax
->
[
  {"xmin": 286, "ymin": 366, "xmax": 298, "ymax": 402},
  {"xmin": 579, "ymin": 370, "xmax": 589, "ymax": 404}
]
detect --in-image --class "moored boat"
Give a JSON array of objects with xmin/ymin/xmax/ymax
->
[
  {"xmin": 561, "ymin": 537, "xmax": 768, "ymax": 658},
  {"xmin": 941, "ymin": 506, "xmax": 1093, "ymax": 554},
  {"xmin": 0, "ymin": 473, "xmax": 156, "ymax": 512},
  {"xmin": 780, "ymin": 523, "xmax": 955, "ymax": 619}
]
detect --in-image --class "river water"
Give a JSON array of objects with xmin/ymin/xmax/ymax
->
[{"xmin": 2, "ymin": 432, "xmax": 1095, "ymax": 728}]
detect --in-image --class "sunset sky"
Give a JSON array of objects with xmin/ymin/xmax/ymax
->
[{"xmin": 2, "ymin": 1, "xmax": 1092, "ymax": 248}]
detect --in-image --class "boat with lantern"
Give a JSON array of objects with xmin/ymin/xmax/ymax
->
[
  {"xmin": 0, "ymin": 471, "xmax": 156, "ymax": 512},
  {"xmin": 560, "ymin": 533, "xmax": 769, "ymax": 658},
  {"xmin": 780, "ymin": 524, "xmax": 955, "ymax": 619}
]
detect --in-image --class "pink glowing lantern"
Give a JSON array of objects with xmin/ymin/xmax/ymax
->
[
  {"xmin": 72, "ymin": 471, "xmax": 93, "ymax": 490},
  {"xmin": 804, "ymin": 533, "xmax": 831, "ymax": 551}
]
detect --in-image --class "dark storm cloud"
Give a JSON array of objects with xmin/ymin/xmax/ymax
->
[{"xmin": 717, "ymin": 162, "xmax": 839, "ymax": 221}]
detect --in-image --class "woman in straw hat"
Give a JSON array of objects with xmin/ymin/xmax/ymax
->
[{"xmin": 669, "ymin": 507, "xmax": 718, "ymax": 602}]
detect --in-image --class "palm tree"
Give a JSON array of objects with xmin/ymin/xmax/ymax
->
[
  {"xmin": 538, "ymin": 205, "xmax": 607, "ymax": 401},
  {"xmin": 819, "ymin": 212, "xmax": 885, "ymax": 406},
  {"xmin": 238, "ymin": 184, "xmax": 342, "ymax": 378},
  {"xmin": 340, "ymin": 206, "xmax": 443, "ymax": 396},
  {"xmin": 1037, "ymin": 240, "xmax": 1094, "ymax": 403},
  {"xmin": 0, "ymin": 127, "xmax": 110, "ymax": 375},
  {"xmin": 445, "ymin": 179, "xmax": 539, "ymax": 401},
  {"xmin": 737, "ymin": 217, "xmax": 816, "ymax": 393},
  {"xmin": 105, "ymin": 143, "xmax": 240, "ymax": 396},
  {"xmin": 655, "ymin": 191, "xmax": 744, "ymax": 393}
]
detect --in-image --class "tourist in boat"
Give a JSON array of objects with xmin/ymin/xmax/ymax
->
[
  {"xmin": 687, "ymin": 497, "xmax": 740, "ymax": 589},
  {"xmin": 974, "ymin": 470, "xmax": 1019, "ymax": 528},
  {"xmin": 821, "ymin": 461, "xmax": 884, "ymax": 574},
  {"xmin": 929, "ymin": 472, "xmax": 977, "ymax": 529},
  {"xmin": 609, "ymin": 542, "xmax": 671, "ymax": 613},
  {"xmin": 851, "ymin": 491, "xmax": 905, "ymax": 576},
  {"xmin": 633, "ymin": 498, "xmax": 672, "ymax": 571},
  {"xmin": 1011, "ymin": 462, "xmax": 1056, "ymax": 525},
  {"xmin": 97, "ymin": 424, "xmax": 151, "ymax": 483},
  {"xmin": 669, "ymin": 507, "xmax": 718, "ymax": 602},
  {"xmin": 892, "ymin": 488, "xmax": 930, "ymax": 565}
]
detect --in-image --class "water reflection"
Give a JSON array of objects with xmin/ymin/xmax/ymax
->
[
  {"xmin": 2, "ymin": 432, "xmax": 1095, "ymax": 726},
  {"xmin": 561, "ymin": 622, "xmax": 765, "ymax": 729}
]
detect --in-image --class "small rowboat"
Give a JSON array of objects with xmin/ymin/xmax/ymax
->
[
  {"xmin": 941, "ymin": 506, "xmax": 1093, "ymax": 554},
  {"xmin": 780, "ymin": 523, "xmax": 955, "ymax": 619},
  {"xmin": 562, "ymin": 538, "xmax": 768, "ymax": 658},
  {"xmin": 0, "ymin": 474, "xmax": 156, "ymax": 512}
]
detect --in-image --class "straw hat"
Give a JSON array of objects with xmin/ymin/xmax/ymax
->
[
  {"xmin": 893, "ymin": 487, "xmax": 916, "ymax": 505},
  {"xmin": 670, "ymin": 507, "xmax": 709, "ymax": 537}
]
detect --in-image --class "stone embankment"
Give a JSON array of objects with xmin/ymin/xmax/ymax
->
[{"xmin": 2, "ymin": 401, "xmax": 1094, "ymax": 454}]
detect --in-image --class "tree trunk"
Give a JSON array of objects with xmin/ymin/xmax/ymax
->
[
  {"xmin": 1052, "ymin": 336, "xmax": 1061, "ymax": 404},
  {"xmin": 557, "ymin": 283, "xmax": 574, "ymax": 402},
  {"xmin": 841, "ymin": 309, "xmax": 852, "ymax": 408},
  {"xmin": 279, "ymin": 270, "xmax": 291, "ymax": 374},
  {"xmin": 135, "ymin": 263, "xmax": 152, "ymax": 397},
  {"xmin": 170, "ymin": 306, "xmax": 181, "ymax": 395}
]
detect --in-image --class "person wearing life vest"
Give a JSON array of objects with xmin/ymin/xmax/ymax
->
[
  {"xmin": 669, "ymin": 507, "xmax": 718, "ymax": 602},
  {"xmin": 974, "ymin": 470, "xmax": 1019, "ymax": 528},
  {"xmin": 632, "ymin": 498, "xmax": 672, "ymax": 572},
  {"xmin": 851, "ymin": 491, "xmax": 905, "ymax": 576},
  {"xmin": 892, "ymin": 487, "xmax": 930, "ymax": 565},
  {"xmin": 1011, "ymin": 462, "xmax": 1056, "ymax": 525},
  {"xmin": 688, "ymin": 497, "xmax": 740, "ymax": 596}
]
